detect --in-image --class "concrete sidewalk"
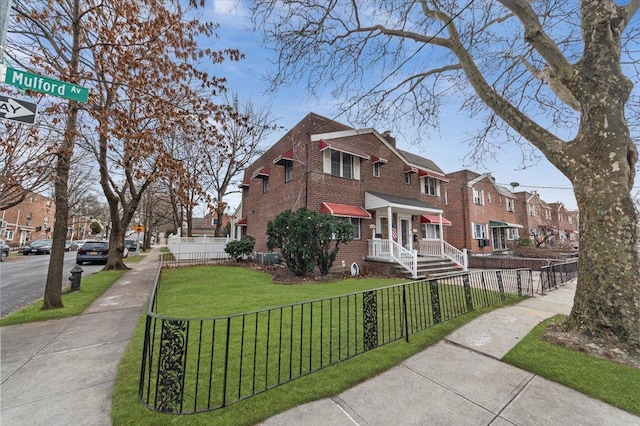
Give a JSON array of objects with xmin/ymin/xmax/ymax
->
[
  {"xmin": 2, "ymin": 260, "xmax": 638, "ymax": 426},
  {"xmin": 261, "ymin": 281, "xmax": 640, "ymax": 426},
  {"xmin": 1, "ymin": 247, "xmax": 161, "ymax": 426}
]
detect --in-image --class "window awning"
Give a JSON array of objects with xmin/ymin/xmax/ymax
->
[
  {"xmin": 319, "ymin": 140, "xmax": 370, "ymax": 160},
  {"xmin": 238, "ymin": 179, "xmax": 250, "ymax": 188},
  {"xmin": 371, "ymin": 155, "xmax": 388, "ymax": 164},
  {"xmin": 404, "ymin": 165, "xmax": 418, "ymax": 174},
  {"xmin": 237, "ymin": 217, "xmax": 248, "ymax": 226},
  {"xmin": 321, "ymin": 202, "xmax": 372, "ymax": 219},
  {"xmin": 489, "ymin": 220, "xmax": 524, "ymax": 228},
  {"xmin": 418, "ymin": 169, "xmax": 449, "ymax": 182},
  {"xmin": 273, "ymin": 149, "xmax": 294, "ymax": 165},
  {"xmin": 252, "ymin": 167, "xmax": 270, "ymax": 179},
  {"xmin": 421, "ymin": 215, "xmax": 452, "ymax": 226}
]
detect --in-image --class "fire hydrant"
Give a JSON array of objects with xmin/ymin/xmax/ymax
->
[{"xmin": 69, "ymin": 265, "xmax": 84, "ymax": 292}]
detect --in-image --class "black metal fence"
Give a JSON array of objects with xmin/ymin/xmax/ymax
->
[
  {"xmin": 139, "ymin": 268, "xmax": 533, "ymax": 414},
  {"xmin": 539, "ymin": 260, "xmax": 578, "ymax": 294}
]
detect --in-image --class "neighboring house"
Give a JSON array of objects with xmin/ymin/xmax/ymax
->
[
  {"xmin": 192, "ymin": 212, "xmax": 232, "ymax": 236},
  {"xmin": 233, "ymin": 112, "xmax": 462, "ymax": 277},
  {"xmin": 444, "ymin": 170, "xmax": 522, "ymax": 253},
  {"xmin": 515, "ymin": 190, "xmax": 555, "ymax": 247},
  {"xmin": 548, "ymin": 202, "xmax": 578, "ymax": 248},
  {"xmin": 0, "ymin": 192, "xmax": 55, "ymax": 247}
]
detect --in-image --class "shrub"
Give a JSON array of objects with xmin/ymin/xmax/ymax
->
[
  {"xmin": 266, "ymin": 208, "xmax": 353, "ymax": 277},
  {"xmin": 516, "ymin": 236, "xmax": 533, "ymax": 247},
  {"xmin": 225, "ymin": 236, "xmax": 255, "ymax": 261}
]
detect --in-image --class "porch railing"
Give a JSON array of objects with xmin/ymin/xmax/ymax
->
[
  {"xmin": 390, "ymin": 241, "xmax": 418, "ymax": 278},
  {"xmin": 417, "ymin": 239, "xmax": 468, "ymax": 270}
]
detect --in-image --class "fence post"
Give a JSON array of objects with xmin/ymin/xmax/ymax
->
[
  {"xmin": 156, "ymin": 319, "xmax": 188, "ymax": 413},
  {"xmin": 362, "ymin": 291, "xmax": 379, "ymax": 350},
  {"xmin": 496, "ymin": 270, "xmax": 506, "ymax": 301},
  {"xmin": 462, "ymin": 274, "xmax": 473, "ymax": 311},
  {"xmin": 402, "ymin": 285, "xmax": 409, "ymax": 342},
  {"xmin": 516, "ymin": 270, "xmax": 522, "ymax": 297},
  {"xmin": 429, "ymin": 280, "xmax": 441, "ymax": 324}
]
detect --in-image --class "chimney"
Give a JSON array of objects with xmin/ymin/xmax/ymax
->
[{"xmin": 381, "ymin": 130, "xmax": 396, "ymax": 147}]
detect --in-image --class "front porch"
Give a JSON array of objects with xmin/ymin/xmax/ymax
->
[{"xmin": 363, "ymin": 191, "xmax": 467, "ymax": 279}]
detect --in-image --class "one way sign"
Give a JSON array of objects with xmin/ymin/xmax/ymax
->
[{"xmin": 0, "ymin": 95, "xmax": 38, "ymax": 125}]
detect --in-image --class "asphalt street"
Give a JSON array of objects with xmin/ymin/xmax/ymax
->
[{"xmin": 0, "ymin": 252, "xmax": 104, "ymax": 317}]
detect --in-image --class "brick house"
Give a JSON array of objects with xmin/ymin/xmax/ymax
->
[
  {"xmin": 548, "ymin": 202, "xmax": 578, "ymax": 248},
  {"xmin": 0, "ymin": 192, "xmax": 55, "ymax": 247},
  {"xmin": 443, "ymin": 170, "xmax": 522, "ymax": 253},
  {"xmin": 232, "ymin": 113, "xmax": 463, "ymax": 277},
  {"xmin": 192, "ymin": 212, "xmax": 232, "ymax": 236},
  {"xmin": 515, "ymin": 190, "xmax": 554, "ymax": 247}
]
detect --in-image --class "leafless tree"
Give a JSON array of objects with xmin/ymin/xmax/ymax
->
[{"xmin": 251, "ymin": 1, "xmax": 640, "ymax": 356}]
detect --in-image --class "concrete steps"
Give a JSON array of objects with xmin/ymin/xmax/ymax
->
[{"xmin": 395, "ymin": 256, "xmax": 464, "ymax": 279}]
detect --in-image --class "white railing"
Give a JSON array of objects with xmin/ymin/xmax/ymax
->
[
  {"xmin": 168, "ymin": 234, "xmax": 231, "ymax": 260},
  {"xmin": 418, "ymin": 239, "xmax": 467, "ymax": 270},
  {"xmin": 391, "ymin": 241, "xmax": 418, "ymax": 278},
  {"xmin": 442, "ymin": 241, "xmax": 468, "ymax": 270},
  {"xmin": 418, "ymin": 239, "xmax": 441, "ymax": 257},
  {"xmin": 368, "ymin": 239, "xmax": 417, "ymax": 278}
]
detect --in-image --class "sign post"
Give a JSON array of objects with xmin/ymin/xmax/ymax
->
[
  {"xmin": 0, "ymin": 94, "xmax": 37, "ymax": 124},
  {"xmin": 133, "ymin": 225, "xmax": 144, "ymax": 255}
]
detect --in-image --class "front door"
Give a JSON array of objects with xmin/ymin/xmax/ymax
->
[{"xmin": 400, "ymin": 216, "xmax": 411, "ymax": 250}]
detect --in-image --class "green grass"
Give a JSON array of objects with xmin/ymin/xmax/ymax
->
[
  {"xmin": 124, "ymin": 254, "xmax": 146, "ymax": 263},
  {"xmin": 0, "ymin": 270, "xmax": 126, "ymax": 326},
  {"xmin": 112, "ymin": 265, "xmax": 524, "ymax": 425},
  {"xmin": 502, "ymin": 315, "xmax": 640, "ymax": 415}
]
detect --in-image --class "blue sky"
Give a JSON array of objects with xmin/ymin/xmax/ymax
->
[{"xmin": 201, "ymin": 1, "xmax": 580, "ymax": 211}]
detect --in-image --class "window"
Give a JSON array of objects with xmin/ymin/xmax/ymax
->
[
  {"xmin": 46, "ymin": 200, "xmax": 51, "ymax": 208},
  {"xmin": 211, "ymin": 218, "xmax": 218, "ymax": 226},
  {"xmin": 330, "ymin": 150, "xmax": 354, "ymax": 179},
  {"xmin": 423, "ymin": 177, "xmax": 438, "ymax": 196},
  {"xmin": 529, "ymin": 204, "xmax": 536, "ymax": 216},
  {"xmin": 421, "ymin": 224, "xmax": 441, "ymax": 239},
  {"xmin": 242, "ymin": 186, "xmax": 249, "ymax": 198},
  {"xmin": 545, "ymin": 209, "xmax": 551, "ymax": 219},
  {"xmin": 284, "ymin": 161, "xmax": 293, "ymax": 183},
  {"xmin": 350, "ymin": 218, "xmax": 361, "ymax": 240},
  {"xmin": 26, "ymin": 212, "xmax": 32, "ymax": 225},
  {"xmin": 568, "ymin": 216, "xmax": 573, "ymax": 224},
  {"xmin": 262, "ymin": 177, "xmax": 269, "ymax": 193},
  {"xmin": 487, "ymin": 192, "xmax": 492, "ymax": 204},
  {"xmin": 506, "ymin": 199, "xmax": 514, "ymax": 212},
  {"xmin": 30, "ymin": 196, "xmax": 34, "ymax": 203},
  {"xmin": 373, "ymin": 162, "xmax": 380, "ymax": 178},
  {"xmin": 6, "ymin": 230, "xmax": 14, "ymax": 240},
  {"xmin": 44, "ymin": 217, "xmax": 49, "ymax": 226},
  {"xmin": 507, "ymin": 228, "xmax": 519, "ymax": 240},
  {"xmin": 558, "ymin": 213, "xmax": 563, "ymax": 222},
  {"xmin": 472, "ymin": 222, "xmax": 487, "ymax": 239},
  {"xmin": 405, "ymin": 172, "xmax": 411, "ymax": 185},
  {"xmin": 473, "ymin": 188, "xmax": 484, "ymax": 205}
]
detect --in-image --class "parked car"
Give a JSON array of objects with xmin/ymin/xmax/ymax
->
[
  {"xmin": 65, "ymin": 240, "xmax": 79, "ymax": 251},
  {"xmin": 22, "ymin": 239, "xmax": 53, "ymax": 255},
  {"xmin": 124, "ymin": 239, "xmax": 141, "ymax": 252},
  {"xmin": 0, "ymin": 239, "xmax": 9, "ymax": 262},
  {"xmin": 74, "ymin": 240, "xmax": 87, "ymax": 248},
  {"xmin": 76, "ymin": 241, "xmax": 128, "ymax": 265}
]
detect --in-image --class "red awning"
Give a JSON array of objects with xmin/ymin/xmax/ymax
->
[
  {"xmin": 371, "ymin": 155, "xmax": 388, "ymax": 164},
  {"xmin": 321, "ymin": 202, "xmax": 371, "ymax": 219},
  {"xmin": 404, "ymin": 165, "xmax": 418, "ymax": 173},
  {"xmin": 421, "ymin": 215, "xmax": 452, "ymax": 226},
  {"xmin": 319, "ymin": 140, "xmax": 370, "ymax": 160},
  {"xmin": 416, "ymin": 168, "xmax": 448, "ymax": 182},
  {"xmin": 237, "ymin": 217, "xmax": 248, "ymax": 226},
  {"xmin": 238, "ymin": 180, "xmax": 250, "ymax": 188},
  {"xmin": 273, "ymin": 149, "xmax": 294, "ymax": 165},
  {"xmin": 252, "ymin": 167, "xmax": 270, "ymax": 179}
]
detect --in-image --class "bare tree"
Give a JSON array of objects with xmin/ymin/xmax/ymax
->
[
  {"xmin": 251, "ymin": 1, "xmax": 640, "ymax": 356},
  {"xmin": 200, "ymin": 93, "xmax": 279, "ymax": 236}
]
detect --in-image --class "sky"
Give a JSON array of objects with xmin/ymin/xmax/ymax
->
[{"xmin": 199, "ymin": 1, "xmax": 583, "ymax": 212}]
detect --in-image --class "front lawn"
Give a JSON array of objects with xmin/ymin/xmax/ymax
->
[
  {"xmin": 502, "ymin": 315, "xmax": 640, "ymax": 415},
  {"xmin": 112, "ymin": 265, "xmax": 522, "ymax": 425}
]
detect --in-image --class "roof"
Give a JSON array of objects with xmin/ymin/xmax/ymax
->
[{"xmin": 397, "ymin": 149, "xmax": 444, "ymax": 175}]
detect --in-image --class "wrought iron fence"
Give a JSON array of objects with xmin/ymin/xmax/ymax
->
[
  {"xmin": 139, "ymin": 268, "xmax": 533, "ymax": 414},
  {"xmin": 539, "ymin": 260, "xmax": 578, "ymax": 294}
]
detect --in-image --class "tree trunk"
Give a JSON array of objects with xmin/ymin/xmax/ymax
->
[{"xmin": 104, "ymin": 215, "xmax": 128, "ymax": 270}]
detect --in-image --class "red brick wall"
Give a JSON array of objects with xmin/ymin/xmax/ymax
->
[
  {"xmin": 0, "ymin": 193, "xmax": 55, "ymax": 244},
  {"xmin": 241, "ymin": 113, "xmax": 448, "ymax": 268}
]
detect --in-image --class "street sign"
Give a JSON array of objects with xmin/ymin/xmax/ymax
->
[
  {"xmin": 2, "ymin": 66, "xmax": 89, "ymax": 103},
  {"xmin": 0, "ymin": 95, "xmax": 37, "ymax": 124},
  {"xmin": 134, "ymin": 225, "xmax": 145, "ymax": 233}
]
